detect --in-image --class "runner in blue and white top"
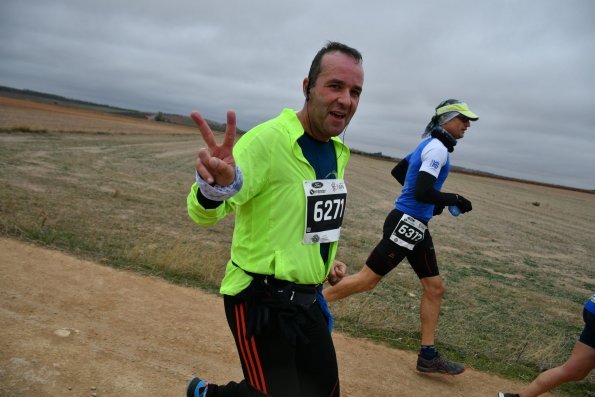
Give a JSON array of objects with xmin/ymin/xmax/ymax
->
[
  {"xmin": 396, "ymin": 136, "xmax": 452, "ymax": 223},
  {"xmin": 324, "ymin": 99, "xmax": 479, "ymax": 375}
]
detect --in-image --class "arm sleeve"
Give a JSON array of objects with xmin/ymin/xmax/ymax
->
[
  {"xmin": 197, "ymin": 189, "xmax": 223, "ymax": 209},
  {"xmin": 187, "ymin": 182, "xmax": 235, "ymax": 225},
  {"xmin": 391, "ymin": 158, "xmax": 409, "ymax": 186},
  {"xmin": 414, "ymin": 171, "xmax": 459, "ymax": 206}
]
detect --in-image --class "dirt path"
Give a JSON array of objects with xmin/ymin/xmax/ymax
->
[{"xmin": 0, "ymin": 237, "xmax": 556, "ymax": 397}]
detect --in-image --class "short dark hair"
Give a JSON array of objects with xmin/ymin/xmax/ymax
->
[{"xmin": 306, "ymin": 41, "xmax": 363, "ymax": 97}]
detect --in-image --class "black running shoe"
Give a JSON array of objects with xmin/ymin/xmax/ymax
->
[
  {"xmin": 416, "ymin": 352, "xmax": 465, "ymax": 375},
  {"xmin": 187, "ymin": 377, "xmax": 208, "ymax": 397},
  {"xmin": 498, "ymin": 393, "xmax": 519, "ymax": 397}
]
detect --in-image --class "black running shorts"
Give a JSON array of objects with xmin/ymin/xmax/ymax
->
[{"xmin": 366, "ymin": 209, "xmax": 439, "ymax": 279}]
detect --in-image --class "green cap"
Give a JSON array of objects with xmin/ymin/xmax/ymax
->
[{"xmin": 435, "ymin": 101, "xmax": 479, "ymax": 121}]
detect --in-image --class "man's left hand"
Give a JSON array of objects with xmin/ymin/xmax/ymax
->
[{"xmin": 328, "ymin": 260, "xmax": 347, "ymax": 285}]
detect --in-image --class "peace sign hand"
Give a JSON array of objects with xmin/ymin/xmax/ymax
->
[{"xmin": 191, "ymin": 110, "xmax": 237, "ymax": 186}]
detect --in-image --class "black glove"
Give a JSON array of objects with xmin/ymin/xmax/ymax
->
[
  {"xmin": 456, "ymin": 195, "xmax": 472, "ymax": 213},
  {"xmin": 433, "ymin": 204, "xmax": 445, "ymax": 216}
]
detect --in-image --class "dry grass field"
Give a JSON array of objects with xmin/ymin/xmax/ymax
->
[{"xmin": 1, "ymin": 96, "xmax": 594, "ymax": 395}]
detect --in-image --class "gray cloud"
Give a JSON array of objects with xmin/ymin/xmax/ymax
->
[{"xmin": 1, "ymin": 0, "xmax": 594, "ymax": 189}]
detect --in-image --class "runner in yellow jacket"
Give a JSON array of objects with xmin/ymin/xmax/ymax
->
[
  {"xmin": 187, "ymin": 107, "xmax": 350, "ymax": 295},
  {"xmin": 186, "ymin": 41, "xmax": 364, "ymax": 397}
]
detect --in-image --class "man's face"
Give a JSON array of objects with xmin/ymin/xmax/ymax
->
[
  {"xmin": 306, "ymin": 52, "xmax": 364, "ymax": 142},
  {"xmin": 442, "ymin": 115, "xmax": 471, "ymax": 140}
]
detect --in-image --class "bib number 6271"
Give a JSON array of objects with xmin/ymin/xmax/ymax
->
[{"xmin": 314, "ymin": 198, "xmax": 345, "ymax": 222}]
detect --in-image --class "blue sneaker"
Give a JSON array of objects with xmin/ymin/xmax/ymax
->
[{"xmin": 187, "ymin": 377, "xmax": 208, "ymax": 397}]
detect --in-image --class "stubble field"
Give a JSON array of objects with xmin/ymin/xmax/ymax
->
[{"xmin": 0, "ymin": 96, "xmax": 594, "ymax": 396}]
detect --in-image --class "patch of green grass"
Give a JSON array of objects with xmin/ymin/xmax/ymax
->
[
  {"xmin": 1, "ymin": 221, "xmax": 221, "ymax": 295},
  {"xmin": 334, "ymin": 317, "xmax": 593, "ymax": 396}
]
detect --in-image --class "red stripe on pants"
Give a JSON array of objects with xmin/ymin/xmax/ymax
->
[{"xmin": 234, "ymin": 303, "xmax": 268, "ymax": 395}]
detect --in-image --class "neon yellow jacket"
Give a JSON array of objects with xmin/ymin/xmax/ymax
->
[{"xmin": 187, "ymin": 108, "xmax": 350, "ymax": 296}]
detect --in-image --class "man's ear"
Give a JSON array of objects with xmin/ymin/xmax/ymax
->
[{"xmin": 303, "ymin": 77, "xmax": 310, "ymax": 101}]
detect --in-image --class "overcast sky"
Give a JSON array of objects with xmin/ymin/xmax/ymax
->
[{"xmin": 1, "ymin": 0, "xmax": 594, "ymax": 189}]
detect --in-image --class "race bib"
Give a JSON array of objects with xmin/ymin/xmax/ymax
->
[
  {"xmin": 389, "ymin": 213, "xmax": 427, "ymax": 250},
  {"xmin": 303, "ymin": 179, "xmax": 347, "ymax": 244}
]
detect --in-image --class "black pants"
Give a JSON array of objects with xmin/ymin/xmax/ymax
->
[{"xmin": 206, "ymin": 290, "xmax": 340, "ymax": 397}]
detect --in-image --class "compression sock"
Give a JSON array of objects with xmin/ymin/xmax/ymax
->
[{"xmin": 420, "ymin": 345, "xmax": 436, "ymax": 359}]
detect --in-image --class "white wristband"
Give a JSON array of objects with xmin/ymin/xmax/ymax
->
[{"xmin": 196, "ymin": 166, "xmax": 243, "ymax": 201}]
